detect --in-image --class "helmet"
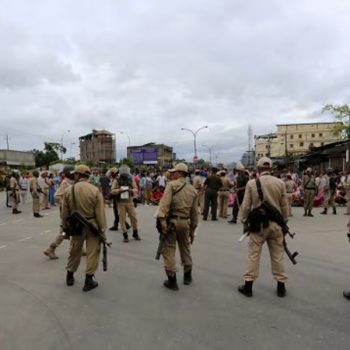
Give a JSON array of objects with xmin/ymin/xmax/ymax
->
[
  {"xmin": 63, "ymin": 165, "xmax": 75, "ymax": 176},
  {"xmin": 119, "ymin": 165, "xmax": 131, "ymax": 175}
]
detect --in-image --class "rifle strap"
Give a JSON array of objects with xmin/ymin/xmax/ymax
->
[
  {"xmin": 173, "ymin": 182, "xmax": 187, "ymax": 196},
  {"xmin": 255, "ymin": 178, "xmax": 264, "ymax": 203},
  {"xmin": 71, "ymin": 185, "xmax": 78, "ymax": 212}
]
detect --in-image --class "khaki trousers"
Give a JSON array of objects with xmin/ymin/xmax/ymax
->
[
  {"xmin": 244, "ymin": 222, "xmax": 287, "ymax": 283},
  {"xmin": 31, "ymin": 193, "xmax": 40, "ymax": 213},
  {"xmin": 218, "ymin": 191, "xmax": 230, "ymax": 218},
  {"xmin": 303, "ymin": 190, "xmax": 315, "ymax": 211},
  {"xmin": 66, "ymin": 229, "xmax": 101, "ymax": 275},
  {"xmin": 11, "ymin": 193, "xmax": 19, "ymax": 210},
  {"xmin": 197, "ymin": 191, "xmax": 204, "ymax": 214},
  {"xmin": 42, "ymin": 188, "xmax": 50, "ymax": 209},
  {"xmin": 323, "ymin": 191, "xmax": 335, "ymax": 209},
  {"xmin": 162, "ymin": 219, "xmax": 192, "ymax": 274},
  {"xmin": 118, "ymin": 201, "xmax": 138, "ymax": 233},
  {"xmin": 286, "ymin": 193, "xmax": 292, "ymax": 216}
]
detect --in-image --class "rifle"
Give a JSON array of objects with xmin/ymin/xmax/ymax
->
[
  {"xmin": 155, "ymin": 218, "xmax": 175, "ymax": 260},
  {"xmin": 69, "ymin": 211, "xmax": 112, "ymax": 271},
  {"xmin": 252, "ymin": 178, "xmax": 299, "ymax": 265}
]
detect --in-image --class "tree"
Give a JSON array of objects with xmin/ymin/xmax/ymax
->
[
  {"xmin": 322, "ymin": 104, "xmax": 350, "ymax": 139},
  {"xmin": 32, "ymin": 142, "xmax": 67, "ymax": 168}
]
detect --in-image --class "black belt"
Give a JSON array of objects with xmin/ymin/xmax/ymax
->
[
  {"xmin": 305, "ymin": 188, "xmax": 316, "ymax": 190},
  {"xmin": 170, "ymin": 215, "xmax": 189, "ymax": 220},
  {"xmin": 219, "ymin": 189, "xmax": 230, "ymax": 191}
]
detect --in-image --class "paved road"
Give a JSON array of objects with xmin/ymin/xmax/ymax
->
[{"xmin": 0, "ymin": 192, "xmax": 350, "ymax": 350}]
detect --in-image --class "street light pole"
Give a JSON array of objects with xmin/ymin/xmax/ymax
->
[
  {"xmin": 119, "ymin": 131, "xmax": 131, "ymax": 159},
  {"xmin": 60, "ymin": 130, "xmax": 71, "ymax": 160},
  {"xmin": 181, "ymin": 125, "xmax": 208, "ymax": 162},
  {"xmin": 202, "ymin": 144, "xmax": 215, "ymax": 164}
]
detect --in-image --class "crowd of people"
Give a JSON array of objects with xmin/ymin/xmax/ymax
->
[{"xmin": 3, "ymin": 161, "xmax": 350, "ymax": 298}]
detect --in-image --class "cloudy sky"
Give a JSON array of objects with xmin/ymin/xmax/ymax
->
[{"xmin": 1, "ymin": 0, "xmax": 350, "ymax": 163}]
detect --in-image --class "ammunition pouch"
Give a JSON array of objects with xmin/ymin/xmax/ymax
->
[
  {"xmin": 156, "ymin": 217, "xmax": 176, "ymax": 234},
  {"xmin": 246, "ymin": 205, "xmax": 270, "ymax": 233},
  {"xmin": 64, "ymin": 211, "xmax": 86, "ymax": 236}
]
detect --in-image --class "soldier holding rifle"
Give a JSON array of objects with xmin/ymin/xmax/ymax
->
[
  {"xmin": 238, "ymin": 157, "xmax": 290, "ymax": 298},
  {"xmin": 157, "ymin": 163, "xmax": 198, "ymax": 291},
  {"xmin": 62, "ymin": 165, "xmax": 107, "ymax": 292}
]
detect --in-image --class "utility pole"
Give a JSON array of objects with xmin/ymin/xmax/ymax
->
[{"xmin": 6, "ymin": 134, "xmax": 9, "ymax": 150}]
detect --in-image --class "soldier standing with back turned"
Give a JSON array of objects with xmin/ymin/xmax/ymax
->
[
  {"xmin": 29, "ymin": 170, "xmax": 43, "ymax": 218},
  {"xmin": 62, "ymin": 165, "xmax": 107, "ymax": 292},
  {"xmin": 157, "ymin": 163, "xmax": 198, "ymax": 291},
  {"xmin": 238, "ymin": 157, "xmax": 289, "ymax": 298}
]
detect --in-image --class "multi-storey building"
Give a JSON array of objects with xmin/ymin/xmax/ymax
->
[
  {"xmin": 255, "ymin": 122, "xmax": 341, "ymax": 161},
  {"xmin": 79, "ymin": 129, "xmax": 116, "ymax": 164}
]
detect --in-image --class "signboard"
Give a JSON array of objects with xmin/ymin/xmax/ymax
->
[{"xmin": 130, "ymin": 147, "xmax": 158, "ymax": 165}]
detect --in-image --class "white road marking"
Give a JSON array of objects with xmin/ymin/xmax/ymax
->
[
  {"xmin": 44, "ymin": 230, "xmax": 51, "ymax": 233},
  {"xmin": 13, "ymin": 219, "xmax": 24, "ymax": 223},
  {"xmin": 0, "ymin": 245, "xmax": 6, "ymax": 249},
  {"xmin": 18, "ymin": 237, "xmax": 32, "ymax": 242},
  {"xmin": 0, "ymin": 222, "xmax": 9, "ymax": 226}
]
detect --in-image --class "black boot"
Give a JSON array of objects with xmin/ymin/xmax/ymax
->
[
  {"xmin": 163, "ymin": 274, "xmax": 179, "ymax": 291},
  {"xmin": 132, "ymin": 229, "xmax": 141, "ymax": 241},
  {"xmin": 228, "ymin": 218, "xmax": 237, "ymax": 223},
  {"xmin": 320, "ymin": 208, "xmax": 327, "ymax": 215},
  {"xmin": 343, "ymin": 290, "xmax": 350, "ymax": 300},
  {"xmin": 303, "ymin": 209, "xmax": 307, "ymax": 217},
  {"xmin": 125, "ymin": 221, "xmax": 131, "ymax": 230},
  {"xmin": 307, "ymin": 210, "xmax": 314, "ymax": 217},
  {"xmin": 109, "ymin": 225, "xmax": 118, "ymax": 231},
  {"xmin": 83, "ymin": 274, "xmax": 98, "ymax": 292},
  {"xmin": 123, "ymin": 232, "xmax": 129, "ymax": 243},
  {"xmin": 183, "ymin": 270, "xmax": 192, "ymax": 285},
  {"xmin": 277, "ymin": 281, "xmax": 286, "ymax": 297},
  {"xmin": 34, "ymin": 213, "xmax": 43, "ymax": 218},
  {"xmin": 238, "ymin": 280, "xmax": 253, "ymax": 297},
  {"xmin": 12, "ymin": 208, "xmax": 21, "ymax": 214},
  {"xmin": 333, "ymin": 207, "xmax": 337, "ymax": 215},
  {"xmin": 66, "ymin": 271, "xmax": 75, "ymax": 286}
]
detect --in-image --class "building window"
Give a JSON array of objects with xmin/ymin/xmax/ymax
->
[
  {"xmin": 298, "ymin": 134, "xmax": 302, "ymax": 139},
  {"xmin": 300, "ymin": 142, "xmax": 304, "ymax": 147},
  {"xmin": 290, "ymin": 144, "xmax": 294, "ymax": 148},
  {"xmin": 290, "ymin": 135, "xmax": 294, "ymax": 139},
  {"xmin": 319, "ymin": 133, "xmax": 323, "ymax": 137},
  {"xmin": 310, "ymin": 143, "xmax": 314, "ymax": 147},
  {"xmin": 321, "ymin": 142, "xmax": 324, "ymax": 146},
  {"xmin": 311, "ymin": 134, "xmax": 315, "ymax": 138}
]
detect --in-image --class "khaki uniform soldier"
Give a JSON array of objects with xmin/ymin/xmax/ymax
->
[
  {"xmin": 41, "ymin": 172, "xmax": 50, "ymax": 209},
  {"xmin": 110, "ymin": 165, "xmax": 140, "ymax": 242},
  {"xmin": 158, "ymin": 163, "xmax": 198, "ymax": 291},
  {"xmin": 320, "ymin": 168, "xmax": 337, "ymax": 215},
  {"xmin": 10, "ymin": 173, "xmax": 21, "ymax": 214},
  {"xmin": 238, "ymin": 157, "xmax": 289, "ymax": 298},
  {"xmin": 218, "ymin": 171, "xmax": 232, "ymax": 218},
  {"xmin": 301, "ymin": 168, "xmax": 317, "ymax": 217},
  {"xmin": 192, "ymin": 170, "xmax": 204, "ymax": 214},
  {"xmin": 62, "ymin": 165, "xmax": 107, "ymax": 292},
  {"xmin": 43, "ymin": 165, "xmax": 75, "ymax": 259},
  {"xmin": 284, "ymin": 174, "xmax": 295, "ymax": 217},
  {"xmin": 29, "ymin": 171, "xmax": 43, "ymax": 218}
]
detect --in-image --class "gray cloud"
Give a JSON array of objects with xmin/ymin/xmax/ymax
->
[{"xmin": 1, "ymin": 0, "xmax": 349, "ymax": 163}]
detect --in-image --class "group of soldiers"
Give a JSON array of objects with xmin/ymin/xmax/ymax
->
[{"xmin": 5, "ymin": 159, "xmax": 350, "ymax": 299}]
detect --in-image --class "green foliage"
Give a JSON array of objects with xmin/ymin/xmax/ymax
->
[
  {"xmin": 120, "ymin": 157, "xmax": 134, "ymax": 168},
  {"xmin": 32, "ymin": 142, "xmax": 67, "ymax": 168},
  {"xmin": 323, "ymin": 104, "xmax": 350, "ymax": 139}
]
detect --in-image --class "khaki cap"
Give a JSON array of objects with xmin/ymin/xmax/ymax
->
[
  {"xmin": 168, "ymin": 163, "xmax": 189, "ymax": 173},
  {"xmin": 71, "ymin": 164, "xmax": 91, "ymax": 175},
  {"xmin": 109, "ymin": 167, "xmax": 118, "ymax": 174},
  {"xmin": 306, "ymin": 167, "xmax": 312, "ymax": 173},
  {"xmin": 235, "ymin": 162, "xmax": 245, "ymax": 171},
  {"xmin": 257, "ymin": 157, "xmax": 273, "ymax": 168}
]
